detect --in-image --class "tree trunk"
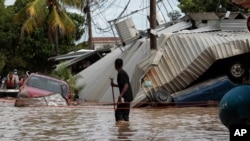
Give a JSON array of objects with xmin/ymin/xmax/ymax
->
[{"xmin": 54, "ymin": 26, "xmax": 59, "ymax": 55}]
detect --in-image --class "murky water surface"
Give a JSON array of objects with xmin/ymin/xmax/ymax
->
[{"xmin": 0, "ymin": 100, "xmax": 228, "ymax": 141}]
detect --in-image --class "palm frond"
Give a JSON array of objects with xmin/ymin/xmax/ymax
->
[
  {"xmin": 48, "ymin": 6, "xmax": 76, "ymax": 36},
  {"xmin": 14, "ymin": 0, "xmax": 48, "ymax": 36},
  {"xmin": 60, "ymin": 11, "xmax": 76, "ymax": 34},
  {"xmin": 48, "ymin": 6, "xmax": 66, "ymax": 35}
]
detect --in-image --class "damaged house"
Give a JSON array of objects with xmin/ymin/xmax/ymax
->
[{"xmin": 50, "ymin": 11, "xmax": 250, "ymax": 107}]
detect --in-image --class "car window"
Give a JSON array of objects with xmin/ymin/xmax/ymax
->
[{"xmin": 27, "ymin": 76, "xmax": 67, "ymax": 96}]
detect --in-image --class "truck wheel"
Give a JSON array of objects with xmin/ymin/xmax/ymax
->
[
  {"xmin": 227, "ymin": 62, "xmax": 249, "ymax": 83},
  {"xmin": 154, "ymin": 89, "xmax": 172, "ymax": 103}
]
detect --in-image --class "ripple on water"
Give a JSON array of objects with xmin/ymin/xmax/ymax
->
[{"xmin": 0, "ymin": 105, "xmax": 228, "ymax": 141}]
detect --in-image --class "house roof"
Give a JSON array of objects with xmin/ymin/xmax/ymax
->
[
  {"xmin": 217, "ymin": 12, "xmax": 247, "ymax": 19},
  {"xmin": 232, "ymin": 0, "xmax": 250, "ymax": 8},
  {"xmin": 48, "ymin": 49, "xmax": 94, "ymax": 62},
  {"xmin": 92, "ymin": 37, "xmax": 121, "ymax": 43},
  {"xmin": 55, "ymin": 48, "xmax": 111, "ymax": 68},
  {"xmin": 186, "ymin": 12, "xmax": 219, "ymax": 20}
]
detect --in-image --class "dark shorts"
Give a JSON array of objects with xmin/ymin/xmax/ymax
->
[{"xmin": 115, "ymin": 102, "xmax": 131, "ymax": 121}]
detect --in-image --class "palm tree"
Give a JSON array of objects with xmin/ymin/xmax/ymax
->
[{"xmin": 14, "ymin": 0, "xmax": 85, "ymax": 55}]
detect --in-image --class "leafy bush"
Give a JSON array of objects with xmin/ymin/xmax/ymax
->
[{"xmin": 51, "ymin": 63, "xmax": 84, "ymax": 100}]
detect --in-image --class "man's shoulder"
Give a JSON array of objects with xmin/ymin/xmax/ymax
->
[{"xmin": 119, "ymin": 69, "xmax": 128, "ymax": 75}]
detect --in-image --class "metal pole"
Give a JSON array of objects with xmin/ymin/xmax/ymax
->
[
  {"xmin": 87, "ymin": 0, "xmax": 93, "ymax": 49},
  {"xmin": 150, "ymin": 0, "xmax": 157, "ymax": 50}
]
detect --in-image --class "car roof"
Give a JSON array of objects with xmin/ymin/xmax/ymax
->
[{"xmin": 28, "ymin": 73, "xmax": 68, "ymax": 85}]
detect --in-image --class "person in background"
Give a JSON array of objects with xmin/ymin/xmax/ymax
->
[
  {"xmin": 19, "ymin": 75, "xmax": 28, "ymax": 87},
  {"xmin": 13, "ymin": 69, "xmax": 19, "ymax": 88},
  {"xmin": 111, "ymin": 58, "xmax": 134, "ymax": 122},
  {"xmin": 6, "ymin": 71, "xmax": 16, "ymax": 89}
]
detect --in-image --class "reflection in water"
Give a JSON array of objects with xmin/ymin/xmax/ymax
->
[
  {"xmin": 0, "ymin": 102, "xmax": 229, "ymax": 141},
  {"xmin": 115, "ymin": 122, "xmax": 134, "ymax": 141}
]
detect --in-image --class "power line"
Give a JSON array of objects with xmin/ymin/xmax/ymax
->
[{"xmin": 86, "ymin": 0, "xmax": 179, "ymax": 36}]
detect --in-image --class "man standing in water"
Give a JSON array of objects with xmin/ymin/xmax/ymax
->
[{"xmin": 111, "ymin": 58, "xmax": 133, "ymax": 122}]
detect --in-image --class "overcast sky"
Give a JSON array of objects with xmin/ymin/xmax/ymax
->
[
  {"xmin": 4, "ymin": 0, "xmax": 181, "ymax": 41},
  {"xmin": 4, "ymin": 0, "xmax": 15, "ymax": 6}
]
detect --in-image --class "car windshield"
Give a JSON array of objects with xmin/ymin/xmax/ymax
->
[{"xmin": 27, "ymin": 75, "xmax": 67, "ymax": 97}]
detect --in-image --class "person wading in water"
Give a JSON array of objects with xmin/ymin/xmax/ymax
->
[{"xmin": 111, "ymin": 58, "xmax": 133, "ymax": 122}]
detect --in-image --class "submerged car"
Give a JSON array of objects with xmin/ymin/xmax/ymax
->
[
  {"xmin": 18, "ymin": 73, "xmax": 70, "ymax": 98},
  {"xmin": 137, "ymin": 76, "xmax": 238, "ymax": 107},
  {"xmin": 171, "ymin": 76, "xmax": 238, "ymax": 106}
]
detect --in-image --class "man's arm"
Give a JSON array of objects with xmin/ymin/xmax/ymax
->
[
  {"xmin": 111, "ymin": 80, "xmax": 119, "ymax": 87},
  {"xmin": 118, "ymin": 83, "xmax": 128, "ymax": 102}
]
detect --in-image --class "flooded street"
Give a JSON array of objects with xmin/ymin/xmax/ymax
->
[{"xmin": 0, "ymin": 100, "xmax": 229, "ymax": 141}]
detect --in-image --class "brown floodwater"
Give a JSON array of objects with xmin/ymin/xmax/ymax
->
[{"xmin": 0, "ymin": 99, "xmax": 229, "ymax": 141}]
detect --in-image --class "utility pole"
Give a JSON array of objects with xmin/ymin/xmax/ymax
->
[
  {"xmin": 150, "ymin": 0, "xmax": 157, "ymax": 50},
  {"xmin": 86, "ymin": 0, "xmax": 93, "ymax": 49}
]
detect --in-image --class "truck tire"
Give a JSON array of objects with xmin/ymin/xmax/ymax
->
[
  {"xmin": 154, "ymin": 89, "xmax": 172, "ymax": 103},
  {"xmin": 227, "ymin": 61, "xmax": 249, "ymax": 83}
]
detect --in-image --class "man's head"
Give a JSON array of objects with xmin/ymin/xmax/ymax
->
[
  {"xmin": 115, "ymin": 58, "xmax": 123, "ymax": 71},
  {"xmin": 8, "ymin": 71, "xmax": 14, "ymax": 78},
  {"xmin": 14, "ymin": 69, "xmax": 17, "ymax": 75}
]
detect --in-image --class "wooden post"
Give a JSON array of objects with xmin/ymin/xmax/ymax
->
[
  {"xmin": 87, "ymin": 0, "xmax": 93, "ymax": 49},
  {"xmin": 150, "ymin": 0, "xmax": 157, "ymax": 50}
]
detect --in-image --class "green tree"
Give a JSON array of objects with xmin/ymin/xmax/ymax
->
[
  {"xmin": 178, "ymin": 0, "xmax": 245, "ymax": 13},
  {"xmin": 51, "ymin": 63, "xmax": 84, "ymax": 100},
  {"xmin": 0, "ymin": 0, "xmax": 5, "ymax": 71},
  {"xmin": 0, "ymin": 0, "xmax": 85, "ymax": 75},
  {"xmin": 13, "ymin": 0, "xmax": 84, "ymax": 55},
  {"xmin": 0, "ymin": 0, "xmax": 22, "ymax": 74}
]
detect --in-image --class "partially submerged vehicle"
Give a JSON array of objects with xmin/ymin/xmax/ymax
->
[
  {"xmin": 15, "ymin": 73, "xmax": 70, "ymax": 107},
  {"xmin": 134, "ymin": 76, "xmax": 238, "ymax": 107},
  {"xmin": 172, "ymin": 76, "xmax": 238, "ymax": 107},
  {"xmin": 15, "ymin": 93, "xmax": 69, "ymax": 107}
]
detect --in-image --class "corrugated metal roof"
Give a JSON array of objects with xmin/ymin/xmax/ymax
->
[
  {"xmin": 48, "ymin": 50, "xmax": 94, "ymax": 62},
  {"xmin": 220, "ymin": 19, "xmax": 248, "ymax": 32},
  {"xmin": 158, "ymin": 21, "xmax": 192, "ymax": 34},
  {"xmin": 178, "ymin": 25, "xmax": 220, "ymax": 33},
  {"xmin": 139, "ymin": 32, "xmax": 250, "ymax": 96},
  {"xmin": 187, "ymin": 12, "xmax": 219, "ymax": 20},
  {"xmin": 56, "ymin": 48, "xmax": 111, "ymax": 69},
  {"xmin": 223, "ymin": 12, "xmax": 247, "ymax": 19},
  {"xmin": 92, "ymin": 37, "xmax": 121, "ymax": 43}
]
